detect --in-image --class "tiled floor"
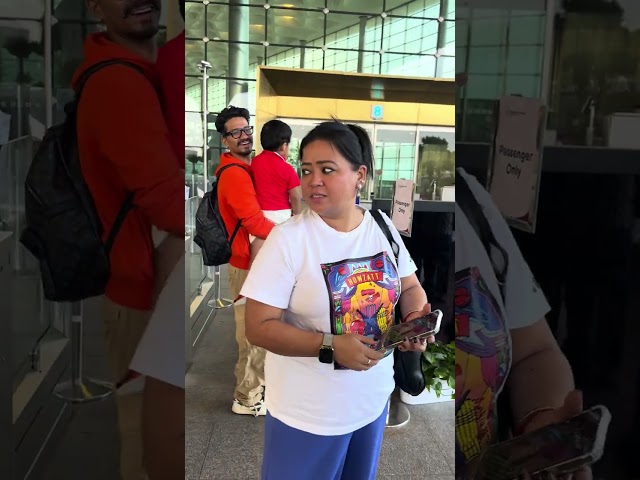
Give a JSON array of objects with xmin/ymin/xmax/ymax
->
[
  {"xmin": 40, "ymin": 296, "xmax": 120, "ymax": 480},
  {"xmin": 40, "ymin": 273, "xmax": 455, "ymax": 480},
  {"xmin": 186, "ymin": 302, "xmax": 455, "ymax": 480}
]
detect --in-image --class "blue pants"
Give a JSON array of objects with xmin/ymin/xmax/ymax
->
[{"xmin": 261, "ymin": 403, "xmax": 388, "ymax": 480}]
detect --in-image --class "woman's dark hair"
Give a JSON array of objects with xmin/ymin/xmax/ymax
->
[
  {"xmin": 179, "ymin": 0, "xmax": 185, "ymax": 20},
  {"xmin": 299, "ymin": 121, "xmax": 373, "ymax": 178},
  {"xmin": 214, "ymin": 105, "xmax": 250, "ymax": 134},
  {"xmin": 260, "ymin": 119, "xmax": 292, "ymax": 152}
]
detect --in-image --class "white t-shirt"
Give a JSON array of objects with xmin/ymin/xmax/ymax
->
[
  {"xmin": 240, "ymin": 207, "xmax": 417, "ymax": 436},
  {"xmin": 127, "ymin": 228, "xmax": 185, "ymax": 390},
  {"xmin": 455, "ymin": 169, "xmax": 550, "ymax": 475}
]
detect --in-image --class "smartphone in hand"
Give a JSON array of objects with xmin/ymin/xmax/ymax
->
[
  {"xmin": 373, "ymin": 309, "xmax": 443, "ymax": 351},
  {"xmin": 474, "ymin": 405, "xmax": 611, "ymax": 480}
]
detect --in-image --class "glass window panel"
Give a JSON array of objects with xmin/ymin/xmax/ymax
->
[
  {"xmin": 53, "ymin": 0, "xmax": 89, "ymax": 20},
  {"xmin": 416, "ymin": 128, "xmax": 455, "ymax": 200},
  {"xmin": 186, "ymin": 111, "xmax": 204, "ymax": 148},
  {"xmin": 204, "ymin": 4, "xmax": 230, "ymax": 40},
  {"xmin": 505, "ymin": 74, "xmax": 540, "ymax": 97},
  {"xmin": 386, "ymin": 17, "xmax": 437, "ymax": 54},
  {"xmin": 268, "ymin": 10, "xmax": 325, "ymax": 45},
  {"xmin": 455, "ymin": 47, "xmax": 466, "ymax": 73},
  {"xmin": 1, "ymin": 20, "xmax": 46, "ymax": 136},
  {"xmin": 272, "ymin": 0, "xmax": 325, "ymax": 7},
  {"xmin": 249, "ymin": 8, "xmax": 267, "ymax": 43},
  {"xmin": 364, "ymin": 16, "xmax": 383, "ymax": 51},
  {"xmin": 457, "ymin": 19, "xmax": 468, "ymax": 47},
  {"xmin": 307, "ymin": 47, "xmax": 324, "ymax": 69},
  {"xmin": 185, "ymin": 2, "xmax": 206, "ymax": 38},
  {"xmin": 469, "ymin": 16, "xmax": 507, "ymax": 46},
  {"xmin": 438, "ymin": 56, "xmax": 455, "ymax": 79},
  {"xmin": 408, "ymin": 0, "xmax": 440, "ymax": 18},
  {"xmin": 185, "ymin": 78, "xmax": 201, "ymax": 111},
  {"xmin": 445, "ymin": 0, "xmax": 455, "ymax": 19},
  {"xmin": 327, "ymin": 0, "xmax": 384, "ymax": 14},
  {"xmin": 420, "ymin": 21, "xmax": 440, "ymax": 55},
  {"xmin": 207, "ymin": 78, "xmax": 229, "ymax": 113},
  {"xmin": 205, "ymin": 41, "xmax": 230, "ymax": 77},
  {"xmin": 506, "ymin": 46, "xmax": 542, "ymax": 75},
  {"xmin": 387, "ymin": 17, "xmax": 406, "ymax": 37},
  {"xmin": 468, "ymin": 46, "xmax": 504, "ymax": 74},
  {"xmin": 52, "ymin": 21, "xmax": 101, "ymax": 90},
  {"xmin": 325, "ymin": 13, "xmax": 363, "ymax": 48},
  {"xmin": 509, "ymin": 14, "xmax": 544, "ymax": 45},
  {"xmin": 381, "ymin": 53, "xmax": 436, "ymax": 78},
  {"xmin": 185, "ymin": 40, "xmax": 205, "ymax": 76},
  {"xmin": 465, "ymin": 74, "xmax": 502, "ymax": 99},
  {"xmin": 361, "ymin": 52, "xmax": 381, "ymax": 74}
]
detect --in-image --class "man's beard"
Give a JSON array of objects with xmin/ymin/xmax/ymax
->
[{"xmin": 127, "ymin": 25, "xmax": 160, "ymax": 41}]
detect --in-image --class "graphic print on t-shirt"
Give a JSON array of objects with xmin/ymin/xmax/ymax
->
[
  {"xmin": 455, "ymin": 266, "xmax": 510, "ymax": 476},
  {"xmin": 321, "ymin": 252, "xmax": 400, "ymax": 366}
]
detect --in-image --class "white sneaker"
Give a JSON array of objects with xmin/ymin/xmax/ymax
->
[{"xmin": 232, "ymin": 398, "xmax": 266, "ymax": 417}]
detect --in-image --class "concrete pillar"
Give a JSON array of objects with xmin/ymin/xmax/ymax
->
[
  {"xmin": 357, "ymin": 16, "xmax": 367, "ymax": 73},
  {"xmin": 435, "ymin": 0, "xmax": 450, "ymax": 78},
  {"xmin": 228, "ymin": 0, "xmax": 249, "ymax": 105},
  {"xmin": 299, "ymin": 40, "xmax": 306, "ymax": 69}
]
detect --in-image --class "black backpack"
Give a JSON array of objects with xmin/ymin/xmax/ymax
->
[
  {"xmin": 193, "ymin": 164, "xmax": 247, "ymax": 266},
  {"xmin": 20, "ymin": 60, "xmax": 147, "ymax": 302}
]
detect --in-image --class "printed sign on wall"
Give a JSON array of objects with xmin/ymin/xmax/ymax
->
[
  {"xmin": 391, "ymin": 179, "xmax": 415, "ymax": 237},
  {"xmin": 488, "ymin": 95, "xmax": 546, "ymax": 233}
]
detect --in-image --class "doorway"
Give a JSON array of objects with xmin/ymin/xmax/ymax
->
[{"xmin": 278, "ymin": 119, "xmax": 455, "ymax": 201}]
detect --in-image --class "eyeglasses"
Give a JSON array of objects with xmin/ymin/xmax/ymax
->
[{"xmin": 224, "ymin": 126, "xmax": 254, "ymax": 139}]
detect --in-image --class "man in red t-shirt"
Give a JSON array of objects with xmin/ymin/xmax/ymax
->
[{"xmin": 250, "ymin": 119, "xmax": 302, "ymax": 262}]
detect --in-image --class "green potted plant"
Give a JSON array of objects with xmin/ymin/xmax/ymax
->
[
  {"xmin": 401, "ymin": 340, "xmax": 455, "ymax": 404},
  {"xmin": 422, "ymin": 340, "xmax": 455, "ymax": 399}
]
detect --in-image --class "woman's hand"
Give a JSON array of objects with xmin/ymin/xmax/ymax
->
[
  {"xmin": 398, "ymin": 303, "xmax": 435, "ymax": 353},
  {"xmin": 519, "ymin": 390, "xmax": 592, "ymax": 480},
  {"xmin": 333, "ymin": 334, "xmax": 385, "ymax": 371}
]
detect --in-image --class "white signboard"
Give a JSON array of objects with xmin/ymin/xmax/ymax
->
[
  {"xmin": 488, "ymin": 95, "xmax": 546, "ymax": 233},
  {"xmin": 391, "ymin": 179, "xmax": 415, "ymax": 237}
]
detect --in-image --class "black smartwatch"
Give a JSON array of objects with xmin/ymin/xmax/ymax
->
[{"xmin": 318, "ymin": 333, "xmax": 334, "ymax": 364}]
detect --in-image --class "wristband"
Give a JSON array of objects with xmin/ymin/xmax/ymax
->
[
  {"xmin": 401, "ymin": 310, "xmax": 420, "ymax": 323},
  {"xmin": 514, "ymin": 406, "xmax": 555, "ymax": 435}
]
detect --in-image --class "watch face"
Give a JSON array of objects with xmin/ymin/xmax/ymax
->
[{"xmin": 319, "ymin": 347, "xmax": 334, "ymax": 364}]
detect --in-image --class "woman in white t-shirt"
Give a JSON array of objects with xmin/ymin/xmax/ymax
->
[
  {"xmin": 455, "ymin": 169, "xmax": 589, "ymax": 480},
  {"xmin": 240, "ymin": 121, "xmax": 434, "ymax": 480}
]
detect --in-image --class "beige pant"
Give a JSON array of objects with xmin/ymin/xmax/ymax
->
[
  {"xmin": 103, "ymin": 298, "xmax": 151, "ymax": 480},
  {"xmin": 228, "ymin": 265, "xmax": 266, "ymax": 405}
]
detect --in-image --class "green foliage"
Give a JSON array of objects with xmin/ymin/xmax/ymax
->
[{"xmin": 421, "ymin": 341, "xmax": 455, "ymax": 399}]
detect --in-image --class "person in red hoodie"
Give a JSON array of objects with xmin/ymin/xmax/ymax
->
[
  {"xmin": 214, "ymin": 106, "xmax": 275, "ymax": 416},
  {"xmin": 79, "ymin": 1, "xmax": 184, "ymax": 478}
]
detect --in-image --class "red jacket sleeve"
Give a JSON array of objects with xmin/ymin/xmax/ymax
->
[
  {"xmin": 88, "ymin": 66, "xmax": 184, "ymax": 236},
  {"xmin": 219, "ymin": 166, "xmax": 274, "ymax": 239}
]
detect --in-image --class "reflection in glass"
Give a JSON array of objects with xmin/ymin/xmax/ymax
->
[
  {"xmin": 267, "ymin": 10, "xmax": 325, "ymax": 45},
  {"xmin": 1, "ymin": 21, "xmax": 46, "ymax": 139},
  {"xmin": 327, "ymin": 0, "xmax": 385, "ymax": 14},
  {"xmin": 416, "ymin": 129, "xmax": 455, "ymax": 200},
  {"xmin": 374, "ymin": 128, "xmax": 416, "ymax": 200}
]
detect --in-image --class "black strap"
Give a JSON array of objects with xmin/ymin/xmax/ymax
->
[
  {"xmin": 455, "ymin": 170, "xmax": 508, "ymax": 301},
  {"xmin": 370, "ymin": 209, "xmax": 402, "ymax": 326},
  {"xmin": 216, "ymin": 163, "xmax": 250, "ymax": 245},
  {"xmin": 105, "ymin": 193, "xmax": 134, "ymax": 254},
  {"xmin": 370, "ymin": 209, "xmax": 400, "ymax": 263},
  {"xmin": 75, "ymin": 59, "xmax": 149, "ymax": 104},
  {"xmin": 72, "ymin": 60, "xmax": 152, "ymax": 255}
]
